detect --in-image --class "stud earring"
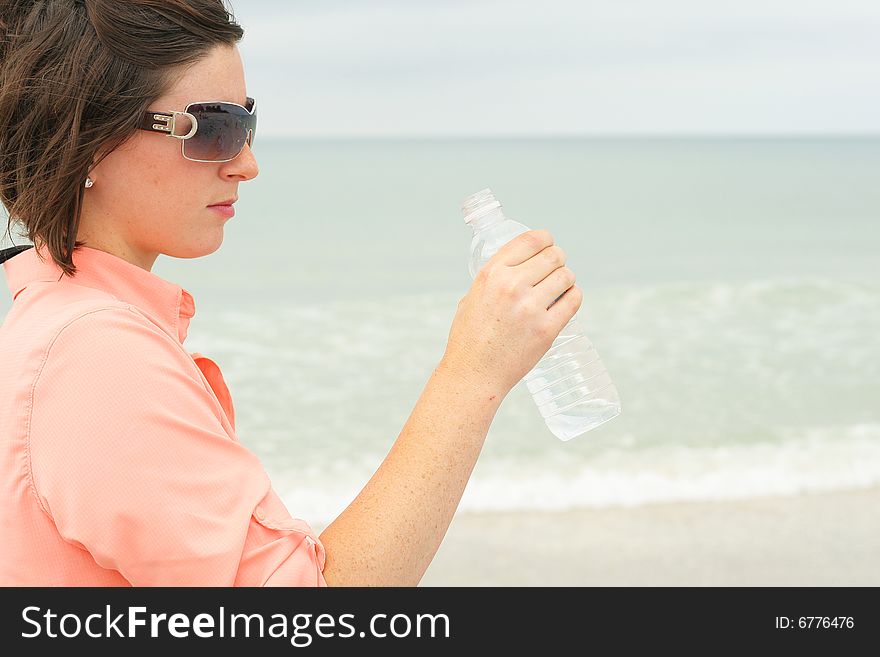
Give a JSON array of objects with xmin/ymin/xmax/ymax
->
[{"xmin": 85, "ymin": 177, "xmax": 94, "ymax": 188}]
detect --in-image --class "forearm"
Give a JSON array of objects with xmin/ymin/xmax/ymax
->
[{"xmin": 318, "ymin": 359, "xmax": 504, "ymax": 586}]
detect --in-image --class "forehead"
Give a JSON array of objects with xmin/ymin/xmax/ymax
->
[{"xmin": 156, "ymin": 44, "xmax": 249, "ymax": 108}]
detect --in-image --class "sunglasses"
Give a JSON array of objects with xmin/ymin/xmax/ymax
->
[{"xmin": 137, "ymin": 97, "xmax": 257, "ymax": 162}]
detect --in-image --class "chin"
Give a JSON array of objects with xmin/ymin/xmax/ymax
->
[{"xmin": 165, "ymin": 236, "xmax": 224, "ymax": 260}]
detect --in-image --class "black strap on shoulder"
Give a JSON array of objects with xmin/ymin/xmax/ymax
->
[{"xmin": 0, "ymin": 244, "xmax": 34, "ymax": 264}]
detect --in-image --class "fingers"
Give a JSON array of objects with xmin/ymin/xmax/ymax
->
[
  {"xmin": 481, "ymin": 226, "xmax": 580, "ymax": 331},
  {"xmin": 494, "ymin": 229, "xmax": 554, "ymax": 267},
  {"xmin": 533, "ymin": 265, "xmax": 577, "ymax": 310},
  {"xmin": 520, "ymin": 244, "xmax": 567, "ymax": 287},
  {"xmin": 545, "ymin": 283, "xmax": 583, "ymax": 328}
]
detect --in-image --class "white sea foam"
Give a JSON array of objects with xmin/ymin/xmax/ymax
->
[
  {"xmin": 188, "ymin": 278, "xmax": 880, "ymax": 527},
  {"xmin": 274, "ymin": 423, "xmax": 880, "ymax": 526}
]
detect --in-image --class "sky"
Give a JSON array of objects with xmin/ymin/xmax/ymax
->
[{"xmin": 232, "ymin": 0, "xmax": 880, "ymax": 138}]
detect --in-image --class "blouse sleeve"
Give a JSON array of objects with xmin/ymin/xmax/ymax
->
[{"xmin": 27, "ymin": 305, "xmax": 327, "ymax": 586}]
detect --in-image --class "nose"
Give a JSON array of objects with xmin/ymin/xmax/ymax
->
[{"xmin": 222, "ymin": 141, "xmax": 259, "ymax": 181}]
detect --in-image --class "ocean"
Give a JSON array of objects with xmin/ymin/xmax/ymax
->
[{"xmin": 3, "ymin": 137, "xmax": 878, "ymax": 526}]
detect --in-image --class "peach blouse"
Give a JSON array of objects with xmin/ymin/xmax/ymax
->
[{"xmin": 0, "ymin": 244, "xmax": 327, "ymax": 586}]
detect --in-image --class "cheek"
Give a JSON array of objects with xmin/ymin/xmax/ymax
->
[{"xmin": 100, "ymin": 139, "xmax": 208, "ymax": 213}]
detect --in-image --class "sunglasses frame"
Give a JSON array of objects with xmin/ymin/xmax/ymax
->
[{"xmin": 138, "ymin": 97, "xmax": 257, "ymax": 163}]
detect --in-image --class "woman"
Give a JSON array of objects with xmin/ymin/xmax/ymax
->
[{"xmin": 0, "ymin": 0, "xmax": 581, "ymax": 586}]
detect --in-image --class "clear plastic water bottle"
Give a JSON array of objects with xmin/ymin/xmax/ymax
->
[{"xmin": 460, "ymin": 188, "xmax": 621, "ymax": 440}]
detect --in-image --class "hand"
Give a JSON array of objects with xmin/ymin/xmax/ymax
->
[{"xmin": 440, "ymin": 229, "xmax": 582, "ymax": 398}]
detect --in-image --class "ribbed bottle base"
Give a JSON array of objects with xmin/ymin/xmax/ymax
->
[{"xmin": 544, "ymin": 400, "xmax": 622, "ymax": 441}]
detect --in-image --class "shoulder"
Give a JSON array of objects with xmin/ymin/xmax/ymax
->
[
  {"xmin": 40, "ymin": 302, "xmax": 198, "ymax": 385},
  {"xmin": 6, "ymin": 282, "xmax": 173, "ymax": 358},
  {"xmin": 28, "ymin": 301, "xmax": 230, "ymax": 458},
  {"xmin": 52, "ymin": 300, "xmax": 175, "ymax": 343}
]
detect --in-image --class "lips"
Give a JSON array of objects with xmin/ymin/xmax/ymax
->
[
  {"xmin": 208, "ymin": 197, "xmax": 237, "ymax": 207},
  {"xmin": 208, "ymin": 204, "xmax": 235, "ymax": 219}
]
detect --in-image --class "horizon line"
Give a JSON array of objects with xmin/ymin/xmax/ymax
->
[{"xmin": 255, "ymin": 132, "xmax": 880, "ymax": 140}]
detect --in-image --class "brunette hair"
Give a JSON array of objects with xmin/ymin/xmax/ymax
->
[{"xmin": 0, "ymin": 0, "xmax": 243, "ymax": 276}]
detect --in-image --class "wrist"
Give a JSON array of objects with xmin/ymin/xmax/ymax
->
[{"xmin": 434, "ymin": 356, "xmax": 509, "ymax": 408}]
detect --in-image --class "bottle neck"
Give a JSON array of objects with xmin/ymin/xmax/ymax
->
[{"xmin": 468, "ymin": 207, "xmax": 506, "ymax": 234}]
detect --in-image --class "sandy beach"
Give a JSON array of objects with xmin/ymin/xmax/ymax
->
[{"xmin": 418, "ymin": 487, "xmax": 880, "ymax": 586}]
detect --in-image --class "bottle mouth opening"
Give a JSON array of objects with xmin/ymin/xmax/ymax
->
[
  {"xmin": 461, "ymin": 188, "xmax": 502, "ymax": 223},
  {"xmin": 463, "ymin": 200, "xmax": 501, "ymax": 224}
]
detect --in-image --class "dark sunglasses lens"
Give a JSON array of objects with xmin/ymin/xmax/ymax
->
[{"xmin": 184, "ymin": 102, "xmax": 256, "ymax": 161}]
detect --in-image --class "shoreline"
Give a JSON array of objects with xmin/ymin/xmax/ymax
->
[{"xmin": 419, "ymin": 487, "xmax": 880, "ymax": 586}]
